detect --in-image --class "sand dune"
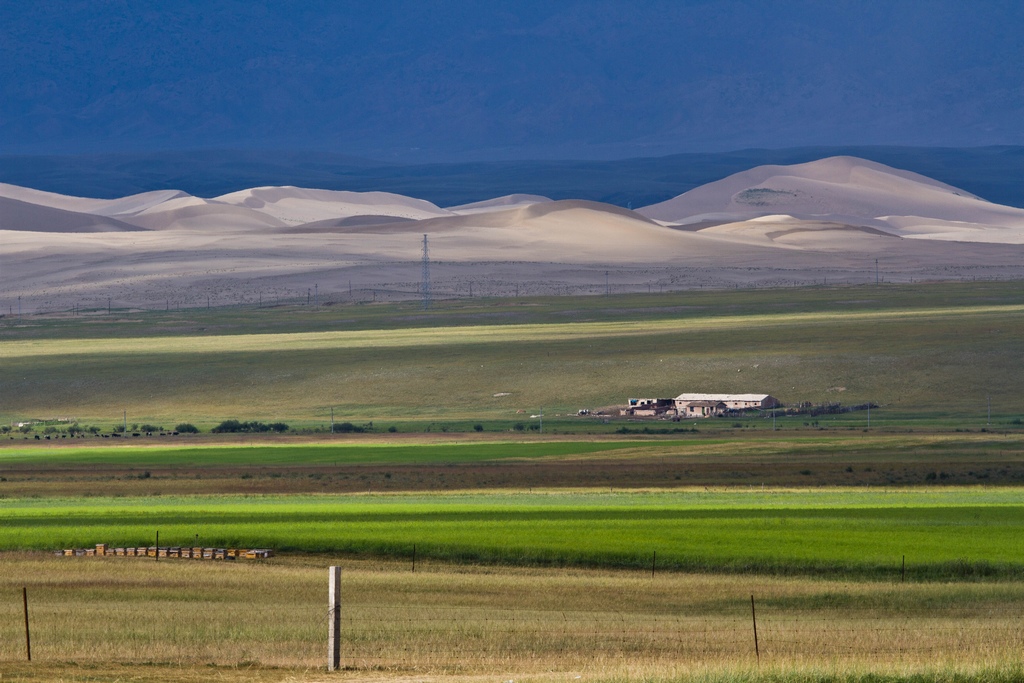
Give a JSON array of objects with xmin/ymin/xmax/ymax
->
[
  {"xmin": 448, "ymin": 194, "xmax": 552, "ymax": 214},
  {"xmin": 0, "ymin": 182, "xmax": 189, "ymax": 217},
  {"xmin": 281, "ymin": 200, "xmax": 673, "ymax": 257},
  {"xmin": 213, "ymin": 186, "xmax": 454, "ymax": 224},
  {"xmin": 640, "ymin": 156, "xmax": 1024, "ymax": 244},
  {"xmin": 4, "ymin": 160, "xmax": 1024, "ymax": 310},
  {"xmin": 122, "ymin": 197, "xmax": 289, "ymax": 231},
  {"xmin": 0, "ymin": 195, "xmax": 147, "ymax": 233}
]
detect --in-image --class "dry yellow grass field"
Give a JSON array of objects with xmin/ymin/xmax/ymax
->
[{"xmin": 2, "ymin": 553, "xmax": 1024, "ymax": 682}]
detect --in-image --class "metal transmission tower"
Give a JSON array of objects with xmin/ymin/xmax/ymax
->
[{"xmin": 421, "ymin": 233, "xmax": 431, "ymax": 310}]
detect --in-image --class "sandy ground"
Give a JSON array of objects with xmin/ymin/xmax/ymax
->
[{"xmin": 3, "ymin": 158, "xmax": 1024, "ymax": 313}]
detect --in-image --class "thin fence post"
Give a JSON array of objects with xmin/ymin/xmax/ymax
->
[
  {"xmin": 23, "ymin": 586, "xmax": 31, "ymax": 662},
  {"xmin": 412, "ymin": 544, "xmax": 416, "ymax": 573},
  {"xmin": 902, "ymin": 555, "xmax": 906, "ymax": 583},
  {"xmin": 155, "ymin": 530, "xmax": 159, "ymax": 562},
  {"xmin": 651, "ymin": 551, "xmax": 656, "ymax": 579},
  {"xmin": 329, "ymin": 566, "xmax": 341, "ymax": 671},
  {"xmin": 750, "ymin": 594, "xmax": 759, "ymax": 664}
]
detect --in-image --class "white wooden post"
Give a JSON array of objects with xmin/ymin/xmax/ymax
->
[{"xmin": 328, "ymin": 566, "xmax": 341, "ymax": 670}]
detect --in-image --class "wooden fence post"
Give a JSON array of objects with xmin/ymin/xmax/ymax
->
[
  {"xmin": 23, "ymin": 586, "xmax": 31, "ymax": 662},
  {"xmin": 329, "ymin": 566, "xmax": 341, "ymax": 671},
  {"xmin": 750, "ymin": 594, "xmax": 759, "ymax": 664}
]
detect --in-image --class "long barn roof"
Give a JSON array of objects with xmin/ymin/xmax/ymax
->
[{"xmin": 674, "ymin": 393, "xmax": 771, "ymax": 402}]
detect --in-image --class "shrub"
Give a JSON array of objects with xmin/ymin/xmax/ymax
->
[
  {"xmin": 387, "ymin": 426, "xmax": 398, "ymax": 433},
  {"xmin": 513, "ymin": 423, "xmax": 525, "ymax": 431},
  {"xmin": 175, "ymin": 423, "xmax": 200, "ymax": 433},
  {"xmin": 139, "ymin": 424, "xmax": 162, "ymax": 433},
  {"xmin": 112, "ymin": 425, "xmax": 126, "ymax": 433},
  {"xmin": 473, "ymin": 424, "xmax": 484, "ymax": 432},
  {"xmin": 212, "ymin": 420, "xmax": 289, "ymax": 434},
  {"xmin": 212, "ymin": 420, "xmax": 244, "ymax": 433}
]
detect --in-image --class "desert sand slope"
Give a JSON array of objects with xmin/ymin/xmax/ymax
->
[
  {"xmin": 213, "ymin": 186, "xmax": 454, "ymax": 224},
  {"xmin": 282, "ymin": 200, "xmax": 688, "ymax": 259},
  {"xmin": 693, "ymin": 216, "xmax": 903, "ymax": 251},
  {"xmin": 0, "ymin": 196, "xmax": 147, "ymax": 232},
  {"xmin": 0, "ymin": 182, "xmax": 189, "ymax": 216},
  {"xmin": 4, "ymin": 173, "xmax": 1024, "ymax": 310},
  {"xmin": 279, "ymin": 199, "xmax": 754, "ymax": 262},
  {"xmin": 639, "ymin": 156, "xmax": 1024, "ymax": 244},
  {"xmin": 121, "ymin": 196, "xmax": 289, "ymax": 231},
  {"xmin": 448, "ymin": 194, "xmax": 552, "ymax": 214}
]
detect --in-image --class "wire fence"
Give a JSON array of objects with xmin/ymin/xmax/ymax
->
[
  {"xmin": 336, "ymin": 599, "xmax": 1024, "ymax": 668},
  {"xmin": 7, "ymin": 568, "xmax": 1024, "ymax": 670}
]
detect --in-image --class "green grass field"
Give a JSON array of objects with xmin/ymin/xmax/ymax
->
[
  {"xmin": 3, "ymin": 283, "xmax": 1024, "ymax": 680},
  {"xmin": 2, "ymin": 282, "xmax": 1023, "ymax": 428},
  {"xmin": 0, "ymin": 440, "xmax": 648, "ymax": 467},
  {"xmin": 4, "ymin": 489, "xmax": 1024, "ymax": 578}
]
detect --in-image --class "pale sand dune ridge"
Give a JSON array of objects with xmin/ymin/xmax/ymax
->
[
  {"xmin": 639, "ymin": 156, "xmax": 1024, "ymax": 244},
  {"xmin": 447, "ymin": 194, "xmax": 552, "ymax": 214},
  {"xmin": 3, "ymin": 159, "xmax": 1024, "ymax": 310},
  {"xmin": 213, "ymin": 186, "xmax": 454, "ymax": 224}
]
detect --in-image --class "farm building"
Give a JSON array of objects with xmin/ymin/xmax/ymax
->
[
  {"xmin": 674, "ymin": 393, "xmax": 779, "ymax": 413},
  {"xmin": 622, "ymin": 398, "xmax": 676, "ymax": 416},
  {"xmin": 621, "ymin": 393, "xmax": 779, "ymax": 418},
  {"xmin": 679, "ymin": 400, "xmax": 728, "ymax": 418}
]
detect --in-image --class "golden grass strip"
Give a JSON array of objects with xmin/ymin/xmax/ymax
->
[{"xmin": 3, "ymin": 304, "xmax": 1023, "ymax": 359}]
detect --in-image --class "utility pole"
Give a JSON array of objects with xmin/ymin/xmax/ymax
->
[
  {"xmin": 124, "ymin": 410, "xmax": 127, "ymax": 432},
  {"xmin": 539, "ymin": 407, "xmax": 543, "ymax": 434},
  {"xmin": 331, "ymin": 407, "xmax": 335, "ymax": 434},
  {"xmin": 421, "ymin": 234, "xmax": 431, "ymax": 311},
  {"xmin": 988, "ymin": 396, "xmax": 991, "ymax": 425}
]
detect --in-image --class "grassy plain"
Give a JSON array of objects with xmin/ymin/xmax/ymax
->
[
  {"xmin": 3, "ymin": 282, "xmax": 1024, "ymax": 681},
  {"xmin": 2, "ymin": 553, "xmax": 1024, "ymax": 682},
  {"xmin": 1, "ymin": 282, "xmax": 1023, "ymax": 428}
]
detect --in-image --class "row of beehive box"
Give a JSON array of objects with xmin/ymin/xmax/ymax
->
[{"xmin": 60, "ymin": 543, "xmax": 274, "ymax": 560}]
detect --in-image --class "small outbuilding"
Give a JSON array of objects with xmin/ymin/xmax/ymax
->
[{"xmin": 680, "ymin": 400, "xmax": 728, "ymax": 418}]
